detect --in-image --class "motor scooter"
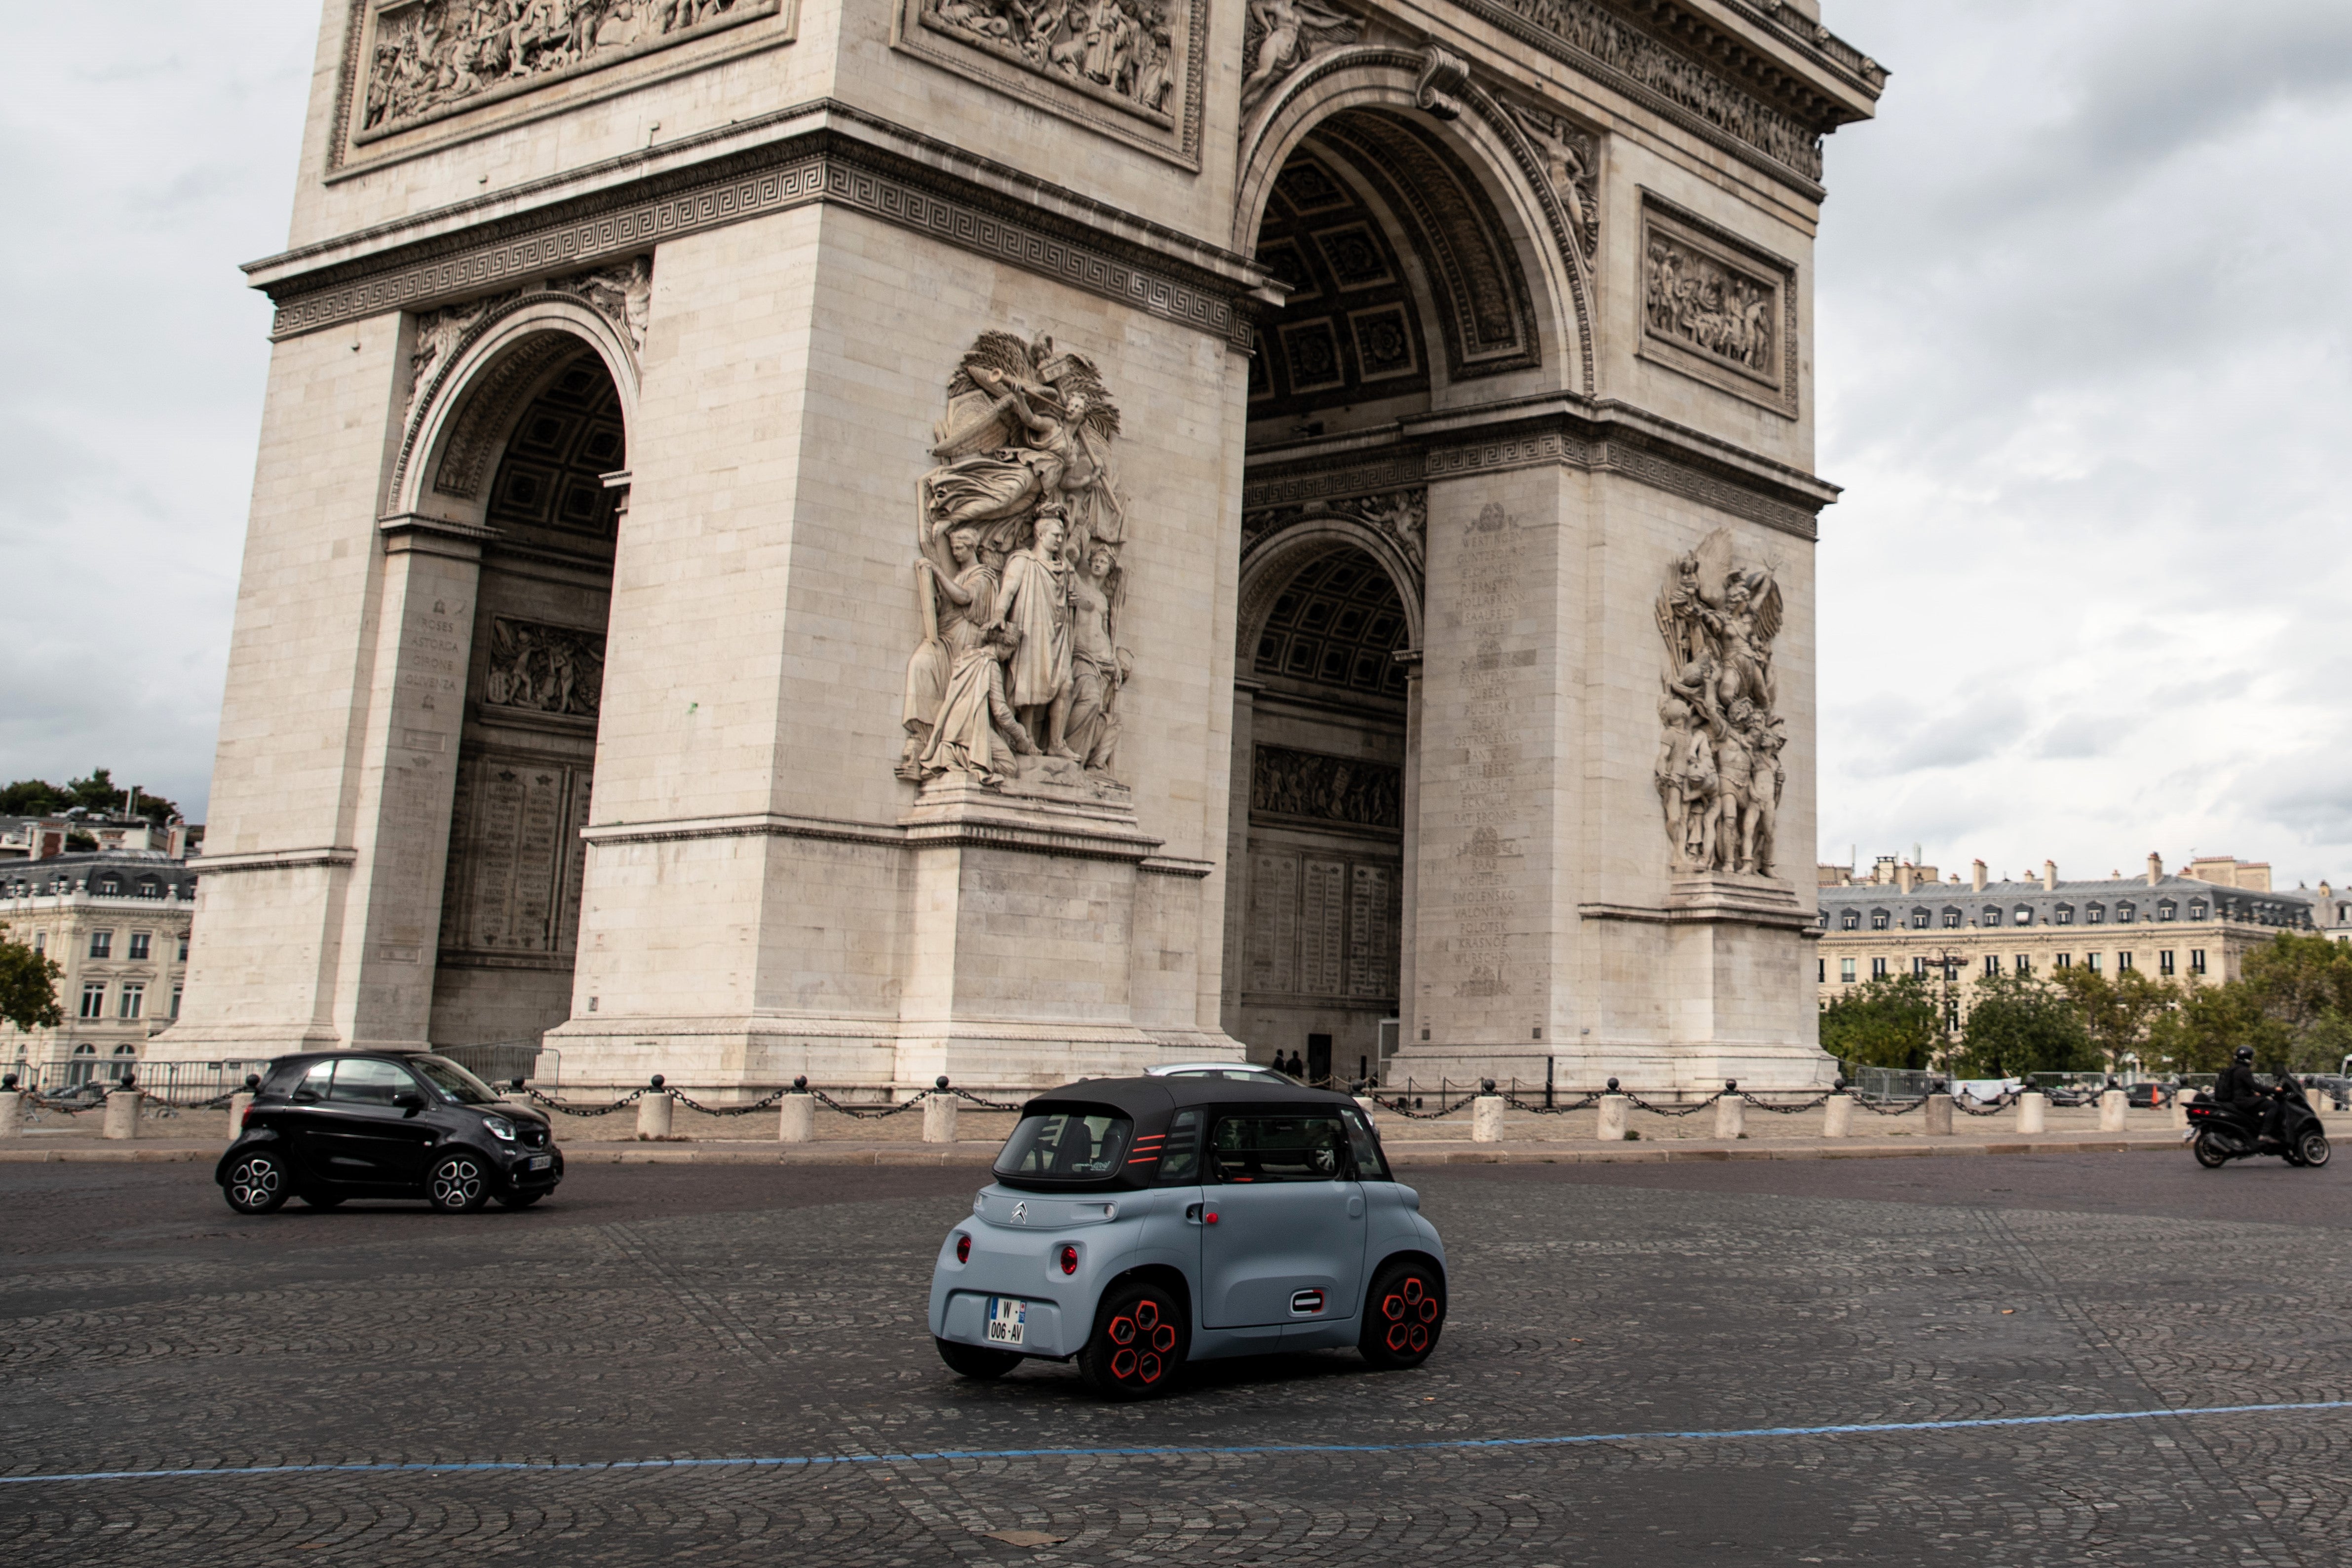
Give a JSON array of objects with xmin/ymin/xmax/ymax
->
[{"xmin": 2185, "ymin": 1076, "xmax": 2331, "ymax": 1169}]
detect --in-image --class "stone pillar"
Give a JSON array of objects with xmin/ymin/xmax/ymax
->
[
  {"xmin": 1396, "ymin": 655, "xmax": 1423, "ymax": 1063},
  {"xmin": 2017, "ymin": 1092, "xmax": 2047, "ymax": 1135},
  {"xmin": 636, "ymin": 1078, "xmax": 673, "ymax": 1140},
  {"xmin": 102, "ymin": 1085, "xmax": 141, "ymax": 1141},
  {"xmin": 228, "ymin": 1091, "xmax": 255, "ymax": 1141},
  {"xmin": 1596, "ymin": 1092, "xmax": 1629, "ymax": 1141},
  {"xmin": 2099, "ymin": 1088, "xmax": 2128, "ymax": 1132},
  {"xmin": 0, "ymin": 1084, "xmax": 23, "ymax": 1139},
  {"xmin": 1923, "ymin": 1094, "xmax": 1954, "ymax": 1136},
  {"xmin": 1713, "ymin": 1086, "xmax": 1744, "ymax": 1141},
  {"xmin": 779, "ymin": 1093, "xmax": 814, "ymax": 1143},
  {"xmin": 923, "ymin": 1089, "xmax": 960, "ymax": 1145},
  {"xmin": 2169, "ymin": 1091, "xmax": 2190, "ymax": 1131},
  {"xmin": 1822, "ymin": 1092, "xmax": 1852, "ymax": 1138},
  {"xmin": 1219, "ymin": 680, "xmax": 1258, "ymax": 1044},
  {"xmin": 1470, "ymin": 1093, "xmax": 1504, "ymax": 1143}
]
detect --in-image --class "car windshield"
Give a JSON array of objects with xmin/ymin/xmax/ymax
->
[
  {"xmin": 409, "ymin": 1055, "xmax": 501, "ymax": 1105},
  {"xmin": 995, "ymin": 1110, "xmax": 1133, "ymax": 1182}
]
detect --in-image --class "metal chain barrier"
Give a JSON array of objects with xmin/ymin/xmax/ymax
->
[
  {"xmin": 1852, "ymin": 1094, "xmax": 1933, "ymax": 1115},
  {"xmin": 1620, "ymin": 1090, "xmax": 1727, "ymax": 1118},
  {"xmin": 1501, "ymin": 1089, "xmax": 1604, "ymax": 1114},
  {"xmin": 1737, "ymin": 1090, "xmax": 1839, "ymax": 1115},
  {"xmin": 521, "ymin": 1086, "xmax": 650, "ymax": 1118},
  {"xmin": 664, "ymin": 1086, "xmax": 791, "ymax": 1117},
  {"xmin": 1953, "ymin": 1091, "xmax": 2018, "ymax": 1116},
  {"xmin": 1376, "ymin": 1092, "xmax": 1481, "ymax": 1119}
]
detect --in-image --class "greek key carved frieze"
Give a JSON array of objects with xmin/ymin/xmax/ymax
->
[
  {"xmin": 483, "ymin": 616, "xmax": 607, "ymax": 719},
  {"xmin": 1252, "ymin": 745, "xmax": 1401, "ymax": 830},
  {"xmin": 354, "ymin": 0, "xmax": 778, "ymax": 145}
]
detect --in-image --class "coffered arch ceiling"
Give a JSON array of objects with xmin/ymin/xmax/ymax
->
[
  {"xmin": 1252, "ymin": 546, "xmax": 1413, "ymax": 702},
  {"xmin": 1248, "ymin": 108, "xmax": 1540, "ymax": 428}
]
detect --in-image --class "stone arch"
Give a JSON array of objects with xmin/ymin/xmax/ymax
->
[
  {"xmin": 391, "ymin": 295, "xmax": 640, "ymax": 523},
  {"xmin": 1235, "ymin": 47, "xmax": 1594, "ymax": 396},
  {"xmin": 1237, "ymin": 517, "xmax": 1424, "ymax": 667}
]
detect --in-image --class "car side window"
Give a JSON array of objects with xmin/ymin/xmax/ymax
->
[
  {"xmin": 327, "ymin": 1059, "xmax": 416, "ymax": 1106},
  {"xmin": 1156, "ymin": 1109, "xmax": 1203, "ymax": 1184},
  {"xmin": 1209, "ymin": 1114, "xmax": 1350, "ymax": 1183},
  {"xmin": 292, "ymin": 1061, "xmax": 336, "ymax": 1102},
  {"xmin": 1340, "ymin": 1107, "xmax": 1389, "ymax": 1182}
]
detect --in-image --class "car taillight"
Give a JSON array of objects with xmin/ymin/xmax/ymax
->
[
  {"xmin": 1058, "ymin": 1244, "xmax": 1079, "ymax": 1275},
  {"xmin": 241, "ymin": 1106, "xmax": 257, "ymax": 1129},
  {"xmin": 955, "ymin": 1234, "xmax": 971, "ymax": 1263}
]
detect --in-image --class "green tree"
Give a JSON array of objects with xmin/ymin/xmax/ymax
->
[
  {"xmin": 2147, "ymin": 980, "xmax": 2287, "ymax": 1075},
  {"xmin": 1954, "ymin": 971, "xmax": 2095, "ymax": 1078},
  {"xmin": 2048, "ymin": 964, "xmax": 2175, "ymax": 1072},
  {"xmin": 1820, "ymin": 973, "xmax": 1940, "ymax": 1071},
  {"xmin": 0, "ymin": 769, "xmax": 179, "ymax": 827},
  {"xmin": 0, "ymin": 922, "xmax": 62, "ymax": 1034}
]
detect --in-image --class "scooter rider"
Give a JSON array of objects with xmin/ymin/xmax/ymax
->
[{"xmin": 2216, "ymin": 1045, "xmax": 2289, "ymax": 1148}]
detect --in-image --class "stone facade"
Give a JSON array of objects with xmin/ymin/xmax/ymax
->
[
  {"xmin": 0, "ymin": 854, "xmax": 199, "ymax": 1083},
  {"xmin": 168, "ymin": 0, "xmax": 1883, "ymax": 1091}
]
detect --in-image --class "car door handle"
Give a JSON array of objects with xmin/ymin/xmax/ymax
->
[{"xmin": 1185, "ymin": 1204, "xmax": 1202, "ymax": 1225}]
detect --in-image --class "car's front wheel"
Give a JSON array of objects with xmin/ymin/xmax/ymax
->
[
  {"xmin": 223, "ymin": 1152, "xmax": 289, "ymax": 1215},
  {"xmin": 935, "ymin": 1337, "xmax": 1021, "ymax": 1379},
  {"xmin": 1078, "ymin": 1279, "xmax": 1186, "ymax": 1400},
  {"xmin": 427, "ymin": 1153, "xmax": 490, "ymax": 1213},
  {"xmin": 1359, "ymin": 1259, "xmax": 1446, "ymax": 1370}
]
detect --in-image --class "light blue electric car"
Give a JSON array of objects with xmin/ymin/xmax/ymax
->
[{"xmin": 930, "ymin": 1076, "xmax": 1447, "ymax": 1399}]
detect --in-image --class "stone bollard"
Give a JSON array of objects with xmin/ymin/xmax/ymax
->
[
  {"xmin": 779, "ymin": 1079, "xmax": 814, "ymax": 1143},
  {"xmin": 1713, "ymin": 1081, "xmax": 1744, "ymax": 1141},
  {"xmin": 2016, "ymin": 1091, "xmax": 2047, "ymax": 1135},
  {"xmin": 2169, "ymin": 1090, "xmax": 2190, "ymax": 1131},
  {"xmin": 1923, "ymin": 1092, "xmax": 1954, "ymax": 1136},
  {"xmin": 1596, "ymin": 1080, "xmax": 1629, "ymax": 1141},
  {"xmin": 636, "ymin": 1076, "xmax": 673, "ymax": 1140},
  {"xmin": 102, "ymin": 1080, "xmax": 141, "ymax": 1141},
  {"xmin": 0, "ymin": 1077, "xmax": 23, "ymax": 1139},
  {"xmin": 923, "ymin": 1078, "xmax": 959, "ymax": 1144},
  {"xmin": 1823, "ymin": 1090, "xmax": 1853, "ymax": 1139},
  {"xmin": 2099, "ymin": 1087, "xmax": 2128, "ymax": 1132},
  {"xmin": 228, "ymin": 1091, "xmax": 255, "ymax": 1141},
  {"xmin": 1470, "ymin": 1085, "xmax": 1504, "ymax": 1144}
]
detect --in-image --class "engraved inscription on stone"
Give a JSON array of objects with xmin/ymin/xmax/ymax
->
[
  {"xmin": 1300, "ymin": 857, "xmax": 1346, "ymax": 996},
  {"xmin": 438, "ymin": 754, "xmax": 591, "ymax": 960},
  {"xmin": 1250, "ymin": 745, "xmax": 1401, "ymax": 829},
  {"xmin": 483, "ymin": 617, "xmax": 606, "ymax": 719},
  {"xmin": 1346, "ymin": 862, "xmax": 1394, "ymax": 998},
  {"xmin": 355, "ymin": 0, "xmax": 778, "ymax": 144},
  {"xmin": 1446, "ymin": 501, "xmax": 1526, "ymax": 999},
  {"xmin": 1248, "ymin": 851, "xmax": 1300, "ymax": 994}
]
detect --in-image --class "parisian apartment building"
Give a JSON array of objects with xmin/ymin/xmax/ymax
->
[{"xmin": 0, "ymin": 844, "xmax": 199, "ymax": 1086}]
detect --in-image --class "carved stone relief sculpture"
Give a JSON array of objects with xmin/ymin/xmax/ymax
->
[
  {"xmin": 1241, "ymin": 487, "xmax": 1426, "ymax": 596},
  {"xmin": 1252, "ymin": 744, "xmax": 1400, "ymax": 830},
  {"xmin": 355, "ymin": 0, "xmax": 777, "ymax": 143},
  {"xmin": 1653, "ymin": 528, "xmax": 1784, "ymax": 879},
  {"xmin": 1645, "ymin": 231, "xmax": 1776, "ymax": 381},
  {"xmin": 403, "ymin": 257, "xmax": 651, "ymax": 433},
  {"xmin": 1509, "ymin": 103, "xmax": 1599, "ymax": 261},
  {"xmin": 922, "ymin": 0, "xmax": 1180, "ymax": 117},
  {"xmin": 1239, "ymin": 0, "xmax": 1358, "ymax": 114},
  {"xmin": 550, "ymin": 257, "xmax": 654, "ymax": 352},
  {"xmin": 899, "ymin": 332, "xmax": 1135, "ymax": 792},
  {"xmin": 484, "ymin": 616, "xmax": 607, "ymax": 719}
]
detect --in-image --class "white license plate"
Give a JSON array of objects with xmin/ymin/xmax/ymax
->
[
  {"xmin": 985, "ymin": 1296, "xmax": 1028, "ymax": 1345},
  {"xmin": 526, "ymin": 1154, "xmax": 552, "ymax": 1171}
]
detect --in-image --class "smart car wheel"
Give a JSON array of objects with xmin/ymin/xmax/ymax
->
[
  {"xmin": 1079, "ymin": 1280, "xmax": 1186, "ymax": 1400},
  {"xmin": 428, "ymin": 1154, "xmax": 490, "ymax": 1213},
  {"xmin": 2298, "ymin": 1131, "xmax": 2331, "ymax": 1168},
  {"xmin": 223, "ymin": 1152, "xmax": 289, "ymax": 1216},
  {"xmin": 935, "ymin": 1337, "xmax": 1022, "ymax": 1380},
  {"xmin": 1359, "ymin": 1259, "xmax": 1446, "ymax": 1370},
  {"xmin": 2192, "ymin": 1133, "xmax": 2231, "ymax": 1169}
]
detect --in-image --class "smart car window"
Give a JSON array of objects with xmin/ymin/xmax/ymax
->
[
  {"xmin": 293, "ymin": 1061, "xmax": 336, "ymax": 1101},
  {"xmin": 1156, "ymin": 1109, "xmax": 1203, "ymax": 1184},
  {"xmin": 1210, "ymin": 1114, "xmax": 1349, "ymax": 1183},
  {"xmin": 1340, "ymin": 1107, "xmax": 1389, "ymax": 1182},
  {"xmin": 327, "ymin": 1059, "xmax": 415, "ymax": 1106},
  {"xmin": 995, "ymin": 1111, "xmax": 1133, "ymax": 1181},
  {"xmin": 409, "ymin": 1055, "xmax": 501, "ymax": 1105}
]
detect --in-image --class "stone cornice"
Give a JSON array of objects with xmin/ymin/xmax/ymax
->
[
  {"xmin": 1244, "ymin": 394, "xmax": 1838, "ymax": 540},
  {"xmin": 579, "ymin": 807, "xmax": 1170, "ymax": 867},
  {"xmin": 247, "ymin": 103, "xmax": 1264, "ymax": 348},
  {"xmin": 189, "ymin": 847, "xmax": 359, "ymax": 876}
]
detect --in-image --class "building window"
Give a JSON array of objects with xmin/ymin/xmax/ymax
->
[
  {"xmin": 2087, "ymin": 903, "xmax": 2106, "ymax": 924},
  {"xmin": 1913, "ymin": 956, "xmax": 1929, "ymax": 977},
  {"xmin": 2158, "ymin": 901, "xmax": 2176, "ymax": 922},
  {"xmin": 1841, "ymin": 912, "xmax": 1859, "ymax": 931},
  {"xmin": 2191, "ymin": 949, "xmax": 2207, "ymax": 975},
  {"xmin": 1942, "ymin": 908, "xmax": 1962, "ymax": 929},
  {"xmin": 109, "ymin": 1043, "xmax": 136, "ymax": 1080},
  {"xmin": 2087, "ymin": 953, "xmax": 2102, "ymax": 973},
  {"xmin": 1840, "ymin": 958, "xmax": 1856, "ymax": 984},
  {"xmin": 1871, "ymin": 957, "xmax": 1889, "ymax": 980},
  {"xmin": 68, "ymin": 1042, "xmax": 96, "ymax": 1086},
  {"xmin": 2118, "ymin": 903, "xmax": 2136, "ymax": 924},
  {"xmin": 79, "ymin": 982, "xmax": 107, "ymax": 1019},
  {"xmin": 177, "ymin": 934, "xmax": 190, "ymax": 961},
  {"xmin": 88, "ymin": 930, "xmax": 113, "ymax": 959},
  {"xmin": 2055, "ymin": 905, "xmax": 2074, "ymax": 925},
  {"xmin": 1871, "ymin": 910, "xmax": 1889, "ymax": 931},
  {"xmin": 31, "ymin": 931, "xmax": 44, "ymax": 954},
  {"xmin": 1911, "ymin": 908, "xmax": 1930, "ymax": 930},
  {"xmin": 2055, "ymin": 954, "xmax": 2072, "ymax": 969},
  {"xmin": 97, "ymin": 875, "xmax": 122, "ymax": 895},
  {"xmin": 2189, "ymin": 900, "xmax": 2207, "ymax": 919},
  {"xmin": 137, "ymin": 877, "xmax": 161, "ymax": 899},
  {"xmin": 2013, "ymin": 905, "xmax": 2034, "ymax": 926},
  {"xmin": 1817, "ymin": 958, "xmax": 1826, "ymax": 983},
  {"xmin": 2159, "ymin": 950, "xmax": 2175, "ymax": 976},
  {"xmin": 1945, "ymin": 1001, "xmax": 1961, "ymax": 1030},
  {"xmin": 128, "ymin": 932, "xmax": 151, "ymax": 961},
  {"xmin": 2118, "ymin": 951, "xmax": 2134, "ymax": 971},
  {"xmin": 1982, "ymin": 906, "xmax": 2002, "ymax": 927},
  {"xmin": 1817, "ymin": 911, "xmax": 1830, "ymax": 930},
  {"xmin": 170, "ymin": 984, "xmax": 183, "ymax": 1019},
  {"xmin": 1983, "ymin": 955, "xmax": 2000, "ymax": 978},
  {"xmin": 118, "ymin": 983, "xmax": 145, "ymax": 1021},
  {"xmin": 2014, "ymin": 954, "xmax": 2031, "ymax": 975}
]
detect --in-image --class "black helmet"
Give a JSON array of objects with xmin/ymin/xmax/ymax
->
[{"xmin": 2234, "ymin": 1045, "xmax": 2255, "ymax": 1063}]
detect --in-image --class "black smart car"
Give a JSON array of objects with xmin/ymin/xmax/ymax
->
[{"xmin": 216, "ymin": 1051, "xmax": 562, "ymax": 1215}]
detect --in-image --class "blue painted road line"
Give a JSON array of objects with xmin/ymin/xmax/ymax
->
[{"xmin": 7, "ymin": 1399, "xmax": 2350, "ymax": 1486}]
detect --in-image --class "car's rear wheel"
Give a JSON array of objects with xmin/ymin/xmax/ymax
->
[
  {"xmin": 223, "ymin": 1152, "xmax": 289, "ymax": 1215},
  {"xmin": 427, "ymin": 1153, "xmax": 490, "ymax": 1213},
  {"xmin": 2298, "ymin": 1130, "xmax": 2331, "ymax": 1168},
  {"xmin": 1359, "ymin": 1259, "xmax": 1446, "ymax": 1370},
  {"xmin": 935, "ymin": 1337, "xmax": 1021, "ymax": 1379},
  {"xmin": 497, "ymin": 1189, "xmax": 545, "ymax": 1210},
  {"xmin": 2192, "ymin": 1133, "xmax": 2231, "ymax": 1169},
  {"xmin": 1079, "ymin": 1279, "xmax": 1186, "ymax": 1400}
]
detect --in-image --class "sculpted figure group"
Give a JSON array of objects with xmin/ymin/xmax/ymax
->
[
  {"xmin": 1645, "ymin": 234, "xmax": 1776, "ymax": 377},
  {"xmin": 900, "ymin": 333, "xmax": 1134, "ymax": 790},
  {"xmin": 1654, "ymin": 529, "xmax": 1785, "ymax": 878},
  {"xmin": 926, "ymin": 0, "xmax": 1179, "ymax": 115}
]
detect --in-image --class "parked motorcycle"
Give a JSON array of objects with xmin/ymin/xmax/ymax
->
[{"xmin": 2185, "ymin": 1077, "xmax": 2331, "ymax": 1169}]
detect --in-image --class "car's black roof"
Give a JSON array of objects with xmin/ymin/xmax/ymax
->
[{"xmin": 1022, "ymin": 1075, "xmax": 1357, "ymax": 1118}]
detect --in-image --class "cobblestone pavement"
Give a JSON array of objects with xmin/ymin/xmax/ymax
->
[{"xmin": 2, "ymin": 1155, "xmax": 2348, "ymax": 1567}]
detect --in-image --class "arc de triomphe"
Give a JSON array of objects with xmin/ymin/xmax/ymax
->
[{"xmin": 168, "ymin": 0, "xmax": 1882, "ymax": 1092}]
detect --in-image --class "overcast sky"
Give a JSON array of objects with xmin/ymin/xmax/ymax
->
[{"xmin": 1, "ymin": 3, "xmax": 2347, "ymax": 888}]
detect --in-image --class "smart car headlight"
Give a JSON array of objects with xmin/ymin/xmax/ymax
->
[{"xmin": 483, "ymin": 1116, "xmax": 516, "ymax": 1143}]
